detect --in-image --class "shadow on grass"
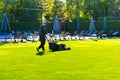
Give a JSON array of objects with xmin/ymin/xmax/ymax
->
[
  {"xmin": 90, "ymin": 38, "xmax": 98, "ymax": 41},
  {"xmin": 0, "ymin": 42, "xmax": 14, "ymax": 45},
  {"xmin": 48, "ymin": 48, "xmax": 71, "ymax": 52},
  {"xmin": 0, "ymin": 42, "xmax": 6, "ymax": 45},
  {"xmin": 36, "ymin": 51, "xmax": 44, "ymax": 56}
]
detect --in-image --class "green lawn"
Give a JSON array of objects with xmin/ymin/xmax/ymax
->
[{"xmin": 0, "ymin": 39, "xmax": 120, "ymax": 80}]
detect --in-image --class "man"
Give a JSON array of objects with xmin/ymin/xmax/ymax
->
[{"xmin": 36, "ymin": 22, "xmax": 47, "ymax": 52}]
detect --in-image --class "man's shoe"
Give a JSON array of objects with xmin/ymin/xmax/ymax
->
[{"xmin": 36, "ymin": 48, "xmax": 39, "ymax": 52}]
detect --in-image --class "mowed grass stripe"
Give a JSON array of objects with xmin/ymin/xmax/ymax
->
[{"xmin": 0, "ymin": 39, "xmax": 120, "ymax": 80}]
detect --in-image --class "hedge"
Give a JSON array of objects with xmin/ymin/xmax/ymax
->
[
  {"xmin": 9, "ymin": 22, "xmax": 53, "ymax": 33},
  {"xmin": 0, "ymin": 20, "xmax": 120, "ymax": 33},
  {"xmin": 66, "ymin": 20, "xmax": 120, "ymax": 33}
]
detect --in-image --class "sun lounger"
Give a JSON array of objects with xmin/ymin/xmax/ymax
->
[
  {"xmin": 32, "ymin": 31, "xmax": 39, "ymax": 41},
  {"xmin": 14, "ymin": 31, "xmax": 22, "ymax": 42},
  {"xmin": 96, "ymin": 30, "xmax": 105, "ymax": 39}
]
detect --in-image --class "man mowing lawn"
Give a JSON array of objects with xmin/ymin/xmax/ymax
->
[{"xmin": 36, "ymin": 22, "xmax": 47, "ymax": 52}]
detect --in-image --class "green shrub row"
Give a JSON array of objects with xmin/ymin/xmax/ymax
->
[
  {"xmin": 66, "ymin": 20, "xmax": 120, "ymax": 33},
  {"xmin": 0, "ymin": 20, "xmax": 120, "ymax": 33},
  {"xmin": 98, "ymin": 16, "xmax": 119, "ymax": 20},
  {"xmin": 9, "ymin": 22, "xmax": 53, "ymax": 33}
]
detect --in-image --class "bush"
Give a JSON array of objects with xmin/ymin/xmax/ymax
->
[
  {"xmin": 0, "ymin": 20, "xmax": 120, "ymax": 34},
  {"xmin": 98, "ymin": 16, "xmax": 119, "ymax": 21},
  {"xmin": 9, "ymin": 22, "xmax": 53, "ymax": 33}
]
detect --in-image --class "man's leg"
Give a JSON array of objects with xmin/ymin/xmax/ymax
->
[
  {"xmin": 36, "ymin": 41, "xmax": 42, "ymax": 52},
  {"xmin": 41, "ymin": 39, "xmax": 45, "ymax": 51}
]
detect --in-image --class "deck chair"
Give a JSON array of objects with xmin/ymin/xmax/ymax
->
[
  {"xmin": 59, "ymin": 31, "xmax": 66, "ymax": 40},
  {"xmin": 112, "ymin": 31, "xmax": 119, "ymax": 37},
  {"xmin": 59, "ymin": 31, "xmax": 66, "ymax": 37},
  {"xmin": 0, "ymin": 34, "xmax": 14, "ymax": 42},
  {"xmin": 79, "ymin": 30, "xmax": 85, "ymax": 39},
  {"xmin": 32, "ymin": 31, "xmax": 39, "ymax": 41},
  {"xmin": 21, "ymin": 32, "xmax": 28, "ymax": 42},
  {"xmin": 107, "ymin": 30, "xmax": 114, "ymax": 38},
  {"xmin": 89, "ymin": 30, "xmax": 98, "ymax": 38},
  {"xmin": 83, "ymin": 30, "xmax": 89, "ymax": 36},
  {"xmin": 14, "ymin": 31, "xmax": 22, "ymax": 42},
  {"xmin": 86, "ymin": 31, "xmax": 94, "ymax": 36},
  {"xmin": 63, "ymin": 32, "xmax": 70, "ymax": 40},
  {"xmin": 96, "ymin": 30, "xmax": 105, "ymax": 39}
]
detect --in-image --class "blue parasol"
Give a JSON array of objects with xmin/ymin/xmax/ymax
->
[
  {"xmin": 103, "ymin": 17, "xmax": 107, "ymax": 30},
  {"xmin": 53, "ymin": 15, "xmax": 60, "ymax": 34},
  {"xmin": 76, "ymin": 18, "xmax": 80, "ymax": 31},
  {"xmin": 89, "ymin": 16, "xmax": 96, "ymax": 31},
  {"xmin": 0, "ymin": 13, "xmax": 11, "ymax": 34}
]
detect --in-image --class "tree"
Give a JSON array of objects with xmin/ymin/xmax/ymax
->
[
  {"xmin": 53, "ymin": 0, "xmax": 65, "ymax": 21},
  {"xmin": 0, "ymin": 0, "xmax": 5, "ymax": 19},
  {"xmin": 114, "ymin": 0, "xmax": 120, "ymax": 17},
  {"xmin": 75, "ymin": 0, "xmax": 81, "ymax": 17},
  {"xmin": 66, "ymin": 0, "xmax": 75, "ymax": 21},
  {"xmin": 17, "ymin": 0, "xmax": 40, "ymax": 22},
  {"xmin": 44, "ymin": 0, "xmax": 54, "ymax": 21},
  {"xmin": 1, "ymin": 0, "xmax": 119, "ymax": 22},
  {"xmin": 38, "ymin": 0, "xmax": 50, "ymax": 21},
  {"xmin": 7, "ymin": 0, "xmax": 23, "ymax": 21}
]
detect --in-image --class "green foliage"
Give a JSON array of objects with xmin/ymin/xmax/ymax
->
[
  {"xmin": 107, "ymin": 20, "xmax": 120, "ymax": 31},
  {"xmin": 65, "ymin": 20, "xmax": 120, "ymax": 33},
  {"xmin": 52, "ymin": 0, "xmax": 65, "ymax": 21},
  {"xmin": 0, "ymin": 1, "xmax": 5, "ymax": 18},
  {"xmin": 98, "ymin": 16, "xmax": 119, "ymax": 20},
  {"xmin": 0, "ymin": 0, "xmax": 120, "ymax": 22},
  {"xmin": 8, "ymin": 22, "xmax": 53, "ymax": 33},
  {"xmin": 9, "ymin": 22, "xmax": 40, "ymax": 31},
  {"xmin": 0, "ymin": 20, "xmax": 119, "ymax": 33},
  {"xmin": 18, "ymin": 0, "xmax": 40, "ymax": 22}
]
